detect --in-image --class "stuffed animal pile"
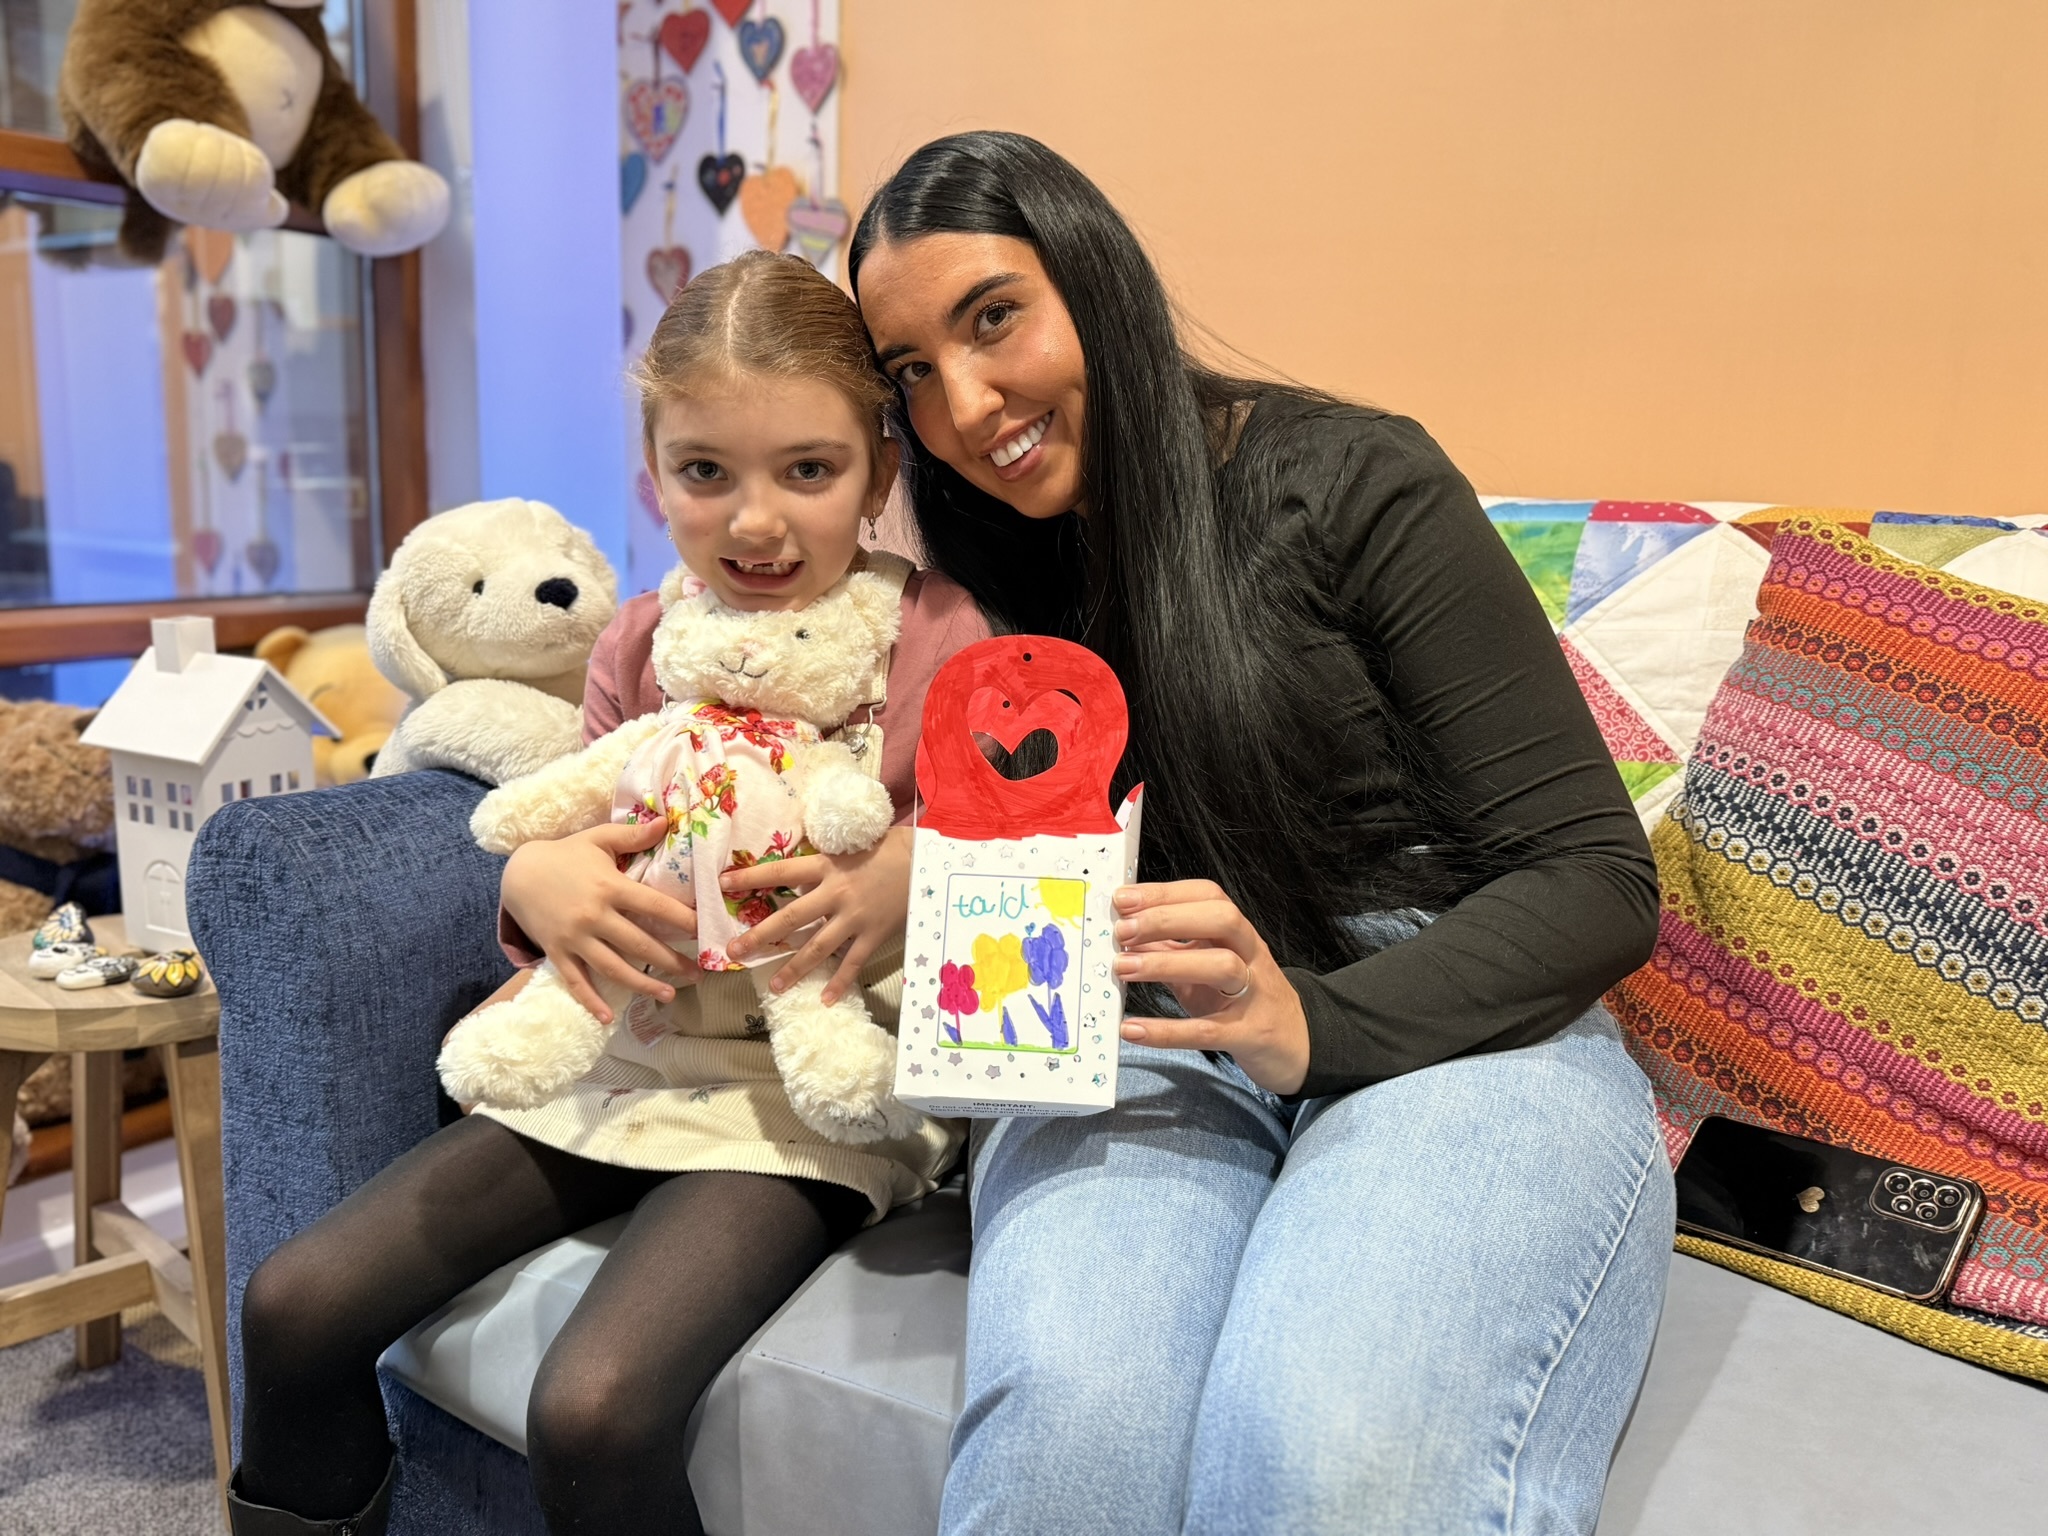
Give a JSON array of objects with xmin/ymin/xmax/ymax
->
[
  {"xmin": 254, "ymin": 622, "xmax": 408, "ymax": 784},
  {"xmin": 439, "ymin": 561, "xmax": 918, "ymax": 1144}
]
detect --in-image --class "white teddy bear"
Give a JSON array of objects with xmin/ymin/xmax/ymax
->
[
  {"xmin": 368, "ymin": 499, "xmax": 619, "ymax": 786},
  {"xmin": 439, "ymin": 560, "xmax": 920, "ymax": 1145}
]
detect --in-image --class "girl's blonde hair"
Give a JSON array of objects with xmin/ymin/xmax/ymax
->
[{"xmin": 631, "ymin": 251, "xmax": 892, "ymax": 470}]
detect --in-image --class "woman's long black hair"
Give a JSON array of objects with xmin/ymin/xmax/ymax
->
[{"xmin": 851, "ymin": 132, "xmax": 1426, "ymax": 974}]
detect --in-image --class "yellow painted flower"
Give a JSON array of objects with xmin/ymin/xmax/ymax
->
[{"xmin": 972, "ymin": 932, "xmax": 1031, "ymax": 1015}]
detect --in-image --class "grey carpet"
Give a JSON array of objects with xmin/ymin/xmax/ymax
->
[{"xmin": 0, "ymin": 1306, "xmax": 221, "ymax": 1534}]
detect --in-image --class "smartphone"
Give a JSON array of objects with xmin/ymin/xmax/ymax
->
[{"xmin": 1673, "ymin": 1116, "xmax": 1985, "ymax": 1303}]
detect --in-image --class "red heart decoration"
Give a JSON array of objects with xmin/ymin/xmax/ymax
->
[
  {"xmin": 790, "ymin": 43, "xmax": 839, "ymax": 112},
  {"xmin": 660, "ymin": 10, "xmax": 710, "ymax": 72},
  {"xmin": 647, "ymin": 245, "xmax": 692, "ymax": 303},
  {"xmin": 181, "ymin": 331, "xmax": 213, "ymax": 378},
  {"xmin": 623, "ymin": 76, "xmax": 689, "ymax": 164},
  {"xmin": 245, "ymin": 536, "xmax": 280, "ymax": 586},
  {"xmin": 208, "ymin": 294, "xmax": 237, "ymax": 343},
  {"xmin": 191, "ymin": 528, "xmax": 224, "ymax": 575},
  {"xmin": 711, "ymin": 0, "xmax": 750, "ymax": 26}
]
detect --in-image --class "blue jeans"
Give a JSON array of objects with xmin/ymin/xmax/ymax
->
[{"xmin": 941, "ymin": 987, "xmax": 1674, "ymax": 1535}]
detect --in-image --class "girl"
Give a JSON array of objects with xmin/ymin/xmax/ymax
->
[
  {"xmin": 229, "ymin": 252, "xmax": 988, "ymax": 1536},
  {"xmin": 832, "ymin": 133, "xmax": 1677, "ymax": 1535}
]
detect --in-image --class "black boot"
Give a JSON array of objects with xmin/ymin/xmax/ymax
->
[{"xmin": 226, "ymin": 1459, "xmax": 396, "ymax": 1535}]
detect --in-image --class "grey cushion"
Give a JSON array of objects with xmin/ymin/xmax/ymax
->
[{"xmin": 384, "ymin": 1190, "xmax": 2047, "ymax": 1536}]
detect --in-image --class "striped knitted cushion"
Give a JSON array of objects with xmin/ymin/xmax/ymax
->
[{"xmin": 1607, "ymin": 518, "xmax": 2048, "ymax": 1342}]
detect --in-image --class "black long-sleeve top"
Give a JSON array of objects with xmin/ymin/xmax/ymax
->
[{"xmin": 1245, "ymin": 397, "xmax": 1661, "ymax": 1098}]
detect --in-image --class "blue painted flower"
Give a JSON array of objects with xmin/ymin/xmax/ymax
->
[{"xmin": 1023, "ymin": 924, "xmax": 1067, "ymax": 990}]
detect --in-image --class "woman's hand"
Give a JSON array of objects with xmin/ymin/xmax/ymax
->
[
  {"xmin": 719, "ymin": 825, "xmax": 914, "ymax": 1005},
  {"xmin": 1112, "ymin": 880, "xmax": 1311, "ymax": 1097},
  {"xmin": 500, "ymin": 818, "xmax": 697, "ymax": 1023}
]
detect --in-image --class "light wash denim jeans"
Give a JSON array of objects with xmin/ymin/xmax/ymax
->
[{"xmin": 940, "ymin": 917, "xmax": 1676, "ymax": 1536}]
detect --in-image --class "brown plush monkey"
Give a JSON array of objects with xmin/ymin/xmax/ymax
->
[{"xmin": 58, "ymin": 0, "xmax": 448, "ymax": 262}]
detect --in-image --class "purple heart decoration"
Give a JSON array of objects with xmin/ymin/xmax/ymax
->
[
  {"xmin": 623, "ymin": 76, "xmax": 689, "ymax": 164},
  {"xmin": 787, "ymin": 196, "xmax": 850, "ymax": 267},
  {"xmin": 697, "ymin": 152, "xmax": 745, "ymax": 215},
  {"xmin": 245, "ymin": 536, "xmax": 280, "ymax": 587},
  {"xmin": 247, "ymin": 356, "xmax": 277, "ymax": 408},
  {"xmin": 737, "ymin": 17, "xmax": 784, "ymax": 83},
  {"xmin": 621, "ymin": 151, "xmax": 649, "ymax": 214},
  {"xmin": 790, "ymin": 43, "xmax": 838, "ymax": 113}
]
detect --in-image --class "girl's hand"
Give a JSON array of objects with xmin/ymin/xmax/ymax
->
[
  {"xmin": 719, "ymin": 825, "xmax": 914, "ymax": 1004},
  {"xmin": 1111, "ymin": 880, "xmax": 1311, "ymax": 1096},
  {"xmin": 500, "ymin": 818, "xmax": 698, "ymax": 1023}
]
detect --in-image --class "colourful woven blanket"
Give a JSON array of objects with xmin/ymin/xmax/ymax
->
[{"xmin": 1607, "ymin": 519, "xmax": 2048, "ymax": 1375}]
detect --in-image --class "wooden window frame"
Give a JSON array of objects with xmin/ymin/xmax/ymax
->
[{"xmin": 0, "ymin": 0, "xmax": 426, "ymax": 670}]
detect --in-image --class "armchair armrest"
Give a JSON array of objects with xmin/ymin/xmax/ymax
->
[{"xmin": 186, "ymin": 769, "xmax": 514, "ymax": 1432}]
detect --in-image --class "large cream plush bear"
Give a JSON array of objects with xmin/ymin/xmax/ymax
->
[
  {"xmin": 369, "ymin": 500, "xmax": 618, "ymax": 786},
  {"xmin": 440, "ymin": 561, "xmax": 918, "ymax": 1144}
]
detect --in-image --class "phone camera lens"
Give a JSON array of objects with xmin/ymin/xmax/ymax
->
[
  {"xmin": 1916, "ymin": 1202, "xmax": 1942, "ymax": 1222},
  {"xmin": 1936, "ymin": 1186, "xmax": 1961, "ymax": 1207},
  {"xmin": 1910, "ymin": 1179, "xmax": 1936, "ymax": 1201},
  {"xmin": 1883, "ymin": 1171, "xmax": 1913, "ymax": 1194},
  {"xmin": 1891, "ymin": 1195, "xmax": 1915, "ymax": 1214}
]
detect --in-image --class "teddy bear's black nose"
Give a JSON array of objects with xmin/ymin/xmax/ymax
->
[{"xmin": 534, "ymin": 578, "xmax": 578, "ymax": 609}]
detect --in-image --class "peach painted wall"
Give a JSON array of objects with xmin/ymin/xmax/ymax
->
[{"xmin": 840, "ymin": 1, "xmax": 2048, "ymax": 516}]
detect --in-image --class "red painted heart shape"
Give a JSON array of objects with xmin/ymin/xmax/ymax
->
[
  {"xmin": 790, "ymin": 43, "xmax": 839, "ymax": 112},
  {"xmin": 623, "ymin": 76, "xmax": 689, "ymax": 164},
  {"xmin": 698, "ymin": 152, "xmax": 745, "ymax": 215},
  {"xmin": 191, "ymin": 528, "xmax": 224, "ymax": 575},
  {"xmin": 208, "ymin": 294, "xmax": 237, "ymax": 343},
  {"xmin": 787, "ymin": 196, "xmax": 849, "ymax": 266},
  {"xmin": 181, "ymin": 331, "xmax": 213, "ymax": 378},
  {"xmin": 659, "ymin": 9, "xmax": 710, "ymax": 72},
  {"xmin": 711, "ymin": 0, "xmax": 750, "ymax": 26},
  {"xmin": 647, "ymin": 245, "xmax": 692, "ymax": 303},
  {"xmin": 245, "ymin": 536, "xmax": 280, "ymax": 586}
]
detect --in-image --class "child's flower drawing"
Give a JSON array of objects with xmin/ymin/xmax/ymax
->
[
  {"xmin": 972, "ymin": 932, "xmax": 1030, "ymax": 1018},
  {"xmin": 937, "ymin": 961, "xmax": 978, "ymax": 1043},
  {"xmin": 1023, "ymin": 922, "xmax": 1071, "ymax": 1049}
]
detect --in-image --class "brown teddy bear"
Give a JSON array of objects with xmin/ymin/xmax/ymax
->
[
  {"xmin": 58, "ymin": 0, "xmax": 449, "ymax": 263},
  {"xmin": 254, "ymin": 622, "xmax": 409, "ymax": 785}
]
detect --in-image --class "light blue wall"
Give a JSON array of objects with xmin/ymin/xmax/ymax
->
[{"xmin": 466, "ymin": 6, "xmax": 626, "ymax": 580}]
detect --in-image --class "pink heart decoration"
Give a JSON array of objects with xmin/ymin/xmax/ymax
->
[
  {"xmin": 214, "ymin": 430, "xmax": 249, "ymax": 482},
  {"xmin": 191, "ymin": 528, "xmax": 224, "ymax": 575},
  {"xmin": 787, "ymin": 196, "xmax": 850, "ymax": 266},
  {"xmin": 711, "ymin": 0, "xmax": 750, "ymax": 26},
  {"xmin": 207, "ymin": 294, "xmax": 237, "ymax": 343},
  {"xmin": 790, "ymin": 43, "xmax": 839, "ymax": 113},
  {"xmin": 646, "ymin": 245, "xmax": 692, "ymax": 303},
  {"xmin": 181, "ymin": 331, "xmax": 213, "ymax": 378},
  {"xmin": 623, "ymin": 76, "xmax": 689, "ymax": 164},
  {"xmin": 659, "ymin": 10, "xmax": 710, "ymax": 72},
  {"xmin": 247, "ymin": 357, "xmax": 277, "ymax": 407},
  {"xmin": 245, "ymin": 537, "xmax": 280, "ymax": 587}
]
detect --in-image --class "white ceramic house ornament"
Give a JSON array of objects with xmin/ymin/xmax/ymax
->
[{"xmin": 81, "ymin": 616, "xmax": 332, "ymax": 950}]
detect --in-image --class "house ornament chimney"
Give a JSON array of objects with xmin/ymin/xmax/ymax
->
[{"xmin": 152, "ymin": 615, "xmax": 217, "ymax": 673}]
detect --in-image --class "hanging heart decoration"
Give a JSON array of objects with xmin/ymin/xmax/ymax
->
[
  {"xmin": 191, "ymin": 528, "xmax": 224, "ymax": 575},
  {"xmin": 790, "ymin": 42, "xmax": 838, "ymax": 112},
  {"xmin": 247, "ymin": 357, "xmax": 277, "ymax": 407},
  {"xmin": 787, "ymin": 196, "xmax": 850, "ymax": 267},
  {"xmin": 647, "ymin": 244, "xmax": 692, "ymax": 303},
  {"xmin": 697, "ymin": 152, "xmax": 745, "ymax": 214},
  {"xmin": 186, "ymin": 227, "xmax": 235, "ymax": 286},
  {"xmin": 214, "ymin": 430, "xmax": 249, "ymax": 482},
  {"xmin": 659, "ymin": 9, "xmax": 711, "ymax": 72},
  {"xmin": 711, "ymin": 0, "xmax": 751, "ymax": 26},
  {"xmin": 739, "ymin": 165, "xmax": 800, "ymax": 252},
  {"xmin": 207, "ymin": 294, "xmax": 237, "ymax": 343},
  {"xmin": 181, "ymin": 331, "xmax": 213, "ymax": 378},
  {"xmin": 623, "ymin": 76, "xmax": 689, "ymax": 164},
  {"xmin": 245, "ymin": 537, "xmax": 280, "ymax": 587},
  {"xmin": 737, "ymin": 17, "xmax": 784, "ymax": 82},
  {"xmin": 621, "ymin": 151, "xmax": 649, "ymax": 214}
]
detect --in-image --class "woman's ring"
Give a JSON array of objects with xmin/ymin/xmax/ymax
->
[{"xmin": 1217, "ymin": 973, "xmax": 1250, "ymax": 1000}]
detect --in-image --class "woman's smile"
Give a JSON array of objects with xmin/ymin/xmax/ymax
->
[{"xmin": 987, "ymin": 411, "xmax": 1053, "ymax": 478}]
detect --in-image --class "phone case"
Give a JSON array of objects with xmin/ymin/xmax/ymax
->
[{"xmin": 1674, "ymin": 1116, "xmax": 1986, "ymax": 1302}]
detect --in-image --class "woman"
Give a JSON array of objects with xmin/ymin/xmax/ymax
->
[{"xmin": 847, "ymin": 132, "xmax": 1675, "ymax": 1534}]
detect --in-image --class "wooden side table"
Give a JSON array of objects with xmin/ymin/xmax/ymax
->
[{"xmin": 0, "ymin": 915, "xmax": 230, "ymax": 1493}]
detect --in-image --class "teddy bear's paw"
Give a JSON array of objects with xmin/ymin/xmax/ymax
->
[
  {"xmin": 134, "ymin": 119, "xmax": 287, "ymax": 231},
  {"xmin": 766, "ymin": 995, "xmax": 918, "ymax": 1144},
  {"xmin": 802, "ymin": 772, "xmax": 893, "ymax": 855},
  {"xmin": 436, "ymin": 993, "xmax": 609, "ymax": 1110},
  {"xmin": 469, "ymin": 786, "xmax": 545, "ymax": 854},
  {"xmin": 323, "ymin": 160, "xmax": 451, "ymax": 257}
]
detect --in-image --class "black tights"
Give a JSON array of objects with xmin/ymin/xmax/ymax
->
[{"xmin": 238, "ymin": 1114, "xmax": 869, "ymax": 1533}]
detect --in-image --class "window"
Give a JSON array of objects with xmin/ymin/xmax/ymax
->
[
  {"xmin": 182, "ymin": 810, "xmax": 193, "ymax": 831},
  {"xmin": 143, "ymin": 804, "xmax": 153, "ymax": 825},
  {"xmin": 180, "ymin": 783, "xmax": 191, "ymax": 805},
  {"xmin": 287, "ymin": 769, "xmax": 300, "ymax": 790},
  {"xmin": 141, "ymin": 778, "xmax": 151, "ymax": 799},
  {"xmin": 127, "ymin": 801, "xmax": 136, "ymax": 821},
  {"xmin": 220, "ymin": 782, "xmax": 232, "ymax": 805},
  {"xmin": 125, "ymin": 774, "xmax": 135, "ymax": 795},
  {"xmin": 239, "ymin": 780, "xmax": 252, "ymax": 799},
  {"xmin": 270, "ymin": 772, "xmax": 282, "ymax": 793}
]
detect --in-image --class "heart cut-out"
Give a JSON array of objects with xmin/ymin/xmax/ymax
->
[
  {"xmin": 190, "ymin": 528, "xmax": 224, "ymax": 575},
  {"xmin": 647, "ymin": 245, "xmax": 692, "ymax": 303},
  {"xmin": 659, "ymin": 9, "xmax": 710, "ymax": 72},
  {"xmin": 975, "ymin": 727, "xmax": 1061, "ymax": 783},
  {"xmin": 698, "ymin": 152, "xmax": 745, "ymax": 215},
  {"xmin": 787, "ymin": 196, "xmax": 849, "ymax": 266},
  {"xmin": 214, "ymin": 430, "xmax": 249, "ymax": 482},
  {"xmin": 186, "ymin": 227, "xmax": 234, "ymax": 285},
  {"xmin": 623, "ymin": 76, "xmax": 689, "ymax": 164},
  {"xmin": 621, "ymin": 150, "xmax": 649, "ymax": 214},
  {"xmin": 737, "ymin": 17, "xmax": 784, "ymax": 81},
  {"xmin": 711, "ymin": 0, "xmax": 750, "ymax": 28},
  {"xmin": 790, "ymin": 42, "xmax": 839, "ymax": 112},
  {"xmin": 208, "ymin": 294, "xmax": 237, "ymax": 343},
  {"xmin": 181, "ymin": 331, "xmax": 213, "ymax": 378},
  {"xmin": 245, "ymin": 536, "xmax": 280, "ymax": 586},
  {"xmin": 739, "ymin": 165, "xmax": 799, "ymax": 252},
  {"xmin": 247, "ymin": 357, "xmax": 277, "ymax": 407}
]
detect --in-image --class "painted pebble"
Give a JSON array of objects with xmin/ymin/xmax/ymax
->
[
  {"xmin": 133, "ymin": 950, "xmax": 204, "ymax": 999},
  {"xmin": 55, "ymin": 954, "xmax": 139, "ymax": 991},
  {"xmin": 28, "ymin": 941, "xmax": 105, "ymax": 979},
  {"xmin": 31, "ymin": 901, "xmax": 93, "ymax": 950}
]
